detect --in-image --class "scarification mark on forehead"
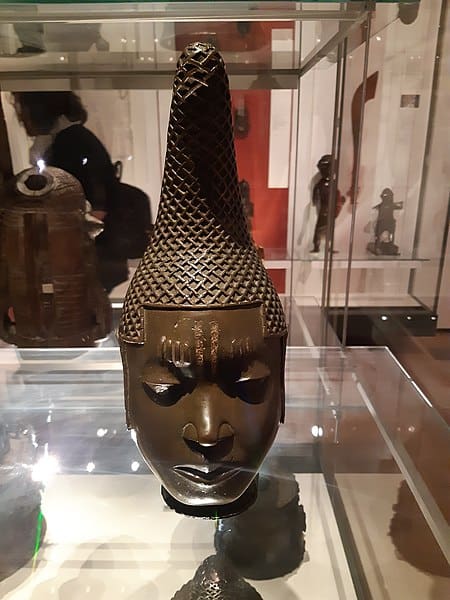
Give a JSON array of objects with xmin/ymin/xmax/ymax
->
[
  {"xmin": 157, "ymin": 321, "xmax": 259, "ymax": 368},
  {"xmin": 231, "ymin": 337, "xmax": 253, "ymax": 359},
  {"xmin": 193, "ymin": 321, "xmax": 204, "ymax": 366},
  {"xmin": 159, "ymin": 336, "xmax": 192, "ymax": 367},
  {"xmin": 210, "ymin": 320, "xmax": 219, "ymax": 374}
]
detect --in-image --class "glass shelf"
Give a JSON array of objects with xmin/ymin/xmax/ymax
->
[
  {"xmin": 0, "ymin": 1, "xmax": 370, "ymax": 89},
  {"xmin": 0, "ymin": 2, "xmax": 370, "ymax": 23}
]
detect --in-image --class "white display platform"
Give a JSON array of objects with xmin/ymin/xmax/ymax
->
[{"xmin": 1, "ymin": 474, "xmax": 356, "ymax": 600}]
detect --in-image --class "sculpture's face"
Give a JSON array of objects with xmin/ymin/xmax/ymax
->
[{"xmin": 121, "ymin": 304, "xmax": 284, "ymax": 507}]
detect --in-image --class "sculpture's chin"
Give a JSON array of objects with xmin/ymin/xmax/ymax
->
[{"xmin": 161, "ymin": 478, "xmax": 259, "ymax": 519}]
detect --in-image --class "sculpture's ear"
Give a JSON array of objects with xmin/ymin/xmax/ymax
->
[
  {"xmin": 279, "ymin": 333, "xmax": 287, "ymax": 424},
  {"xmin": 120, "ymin": 343, "xmax": 135, "ymax": 429}
]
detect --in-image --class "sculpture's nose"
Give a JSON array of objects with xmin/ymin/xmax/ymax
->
[
  {"xmin": 182, "ymin": 421, "xmax": 235, "ymax": 462},
  {"xmin": 182, "ymin": 387, "xmax": 235, "ymax": 461}
]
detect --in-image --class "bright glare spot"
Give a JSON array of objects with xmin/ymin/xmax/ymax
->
[
  {"xmin": 121, "ymin": 38, "xmax": 127, "ymax": 43},
  {"xmin": 37, "ymin": 159, "xmax": 45, "ymax": 173},
  {"xmin": 32, "ymin": 454, "xmax": 60, "ymax": 483},
  {"xmin": 316, "ymin": 38, "xmax": 321, "ymax": 43},
  {"xmin": 46, "ymin": 414, "xmax": 52, "ymax": 423},
  {"xmin": 154, "ymin": 38, "xmax": 159, "ymax": 43},
  {"xmin": 408, "ymin": 426, "xmax": 415, "ymax": 433},
  {"xmin": 127, "ymin": 155, "xmax": 133, "ymax": 161},
  {"xmin": 96, "ymin": 428, "xmax": 108, "ymax": 438},
  {"xmin": 130, "ymin": 429, "xmax": 137, "ymax": 443},
  {"xmin": 140, "ymin": 56, "xmax": 145, "ymax": 61},
  {"xmin": 131, "ymin": 461, "xmax": 140, "ymax": 472},
  {"xmin": 381, "ymin": 315, "xmax": 388, "ymax": 321},
  {"xmin": 86, "ymin": 462, "xmax": 95, "ymax": 473},
  {"xmin": 406, "ymin": 316, "xmax": 412, "ymax": 320},
  {"xmin": 431, "ymin": 316, "xmax": 437, "ymax": 320},
  {"xmin": 169, "ymin": 56, "xmax": 174, "ymax": 62},
  {"xmin": 311, "ymin": 425, "xmax": 323, "ymax": 438},
  {"xmin": 82, "ymin": 157, "xmax": 88, "ymax": 165},
  {"xmin": 376, "ymin": 35, "xmax": 381, "ymax": 41},
  {"xmin": 59, "ymin": 56, "xmax": 65, "ymax": 62}
]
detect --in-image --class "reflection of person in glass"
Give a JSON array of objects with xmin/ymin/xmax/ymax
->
[
  {"xmin": 367, "ymin": 188, "xmax": 403, "ymax": 256},
  {"xmin": 12, "ymin": 91, "xmax": 128, "ymax": 292},
  {"xmin": 119, "ymin": 43, "xmax": 287, "ymax": 518},
  {"xmin": 311, "ymin": 154, "xmax": 344, "ymax": 253}
]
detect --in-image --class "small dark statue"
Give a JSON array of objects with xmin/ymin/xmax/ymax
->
[
  {"xmin": 367, "ymin": 188, "xmax": 403, "ymax": 256},
  {"xmin": 172, "ymin": 555, "xmax": 262, "ymax": 600},
  {"xmin": 311, "ymin": 154, "xmax": 344, "ymax": 253},
  {"xmin": 119, "ymin": 43, "xmax": 287, "ymax": 519},
  {"xmin": 238, "ymin": 179, "xmax": 254, "ymax": 232},
  {"xmin": 0, "ymin": 166, "xmax": 112, "ymax": 347}
]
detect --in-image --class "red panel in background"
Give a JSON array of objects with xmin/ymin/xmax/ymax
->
[
  {"xmin": 232, "ymin": 90, "xmax": 289, "ymax": 293},
  {"xmin": 267, "ymin": 269, "xmax": 287, "ymax": 292}
]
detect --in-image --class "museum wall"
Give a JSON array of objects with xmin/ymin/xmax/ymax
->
[{"xmin": 410, "ymin": 4, "xmax": 450, "ymax": 325}]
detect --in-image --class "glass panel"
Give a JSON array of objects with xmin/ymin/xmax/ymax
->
[
  {"xmin": 321, "ymin": 1, "xmax": 448, "ymax": 363},
  {"xmin": 0, "ymin": 2, "xmax": 370, "ymax": 86}
]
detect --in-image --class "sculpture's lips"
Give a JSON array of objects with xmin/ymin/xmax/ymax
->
[{"xmin": 173, "ymin": 464, "xmax": 240, "ymax": 484}]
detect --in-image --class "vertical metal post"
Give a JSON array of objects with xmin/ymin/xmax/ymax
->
[
  {"xmin": 408, "ymin": 0, "xmax": 447, "ymax": 310},
  {"xmin": 341, "ymin": 12, "xmax": 372, "ymax": 347},
  {"xmin": 320, "ymin": 37, "xmax": 347, "ymax": 347},
  {"xmin": 286, "ymin": 19, "xmax": 302, "ymax": 343}
]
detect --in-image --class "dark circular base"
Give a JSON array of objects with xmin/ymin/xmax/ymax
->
[{"xmin": 161, "ymin": 478, "xmax": 258, "ymax": 519}]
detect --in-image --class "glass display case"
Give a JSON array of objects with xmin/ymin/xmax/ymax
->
[{"xmin": 0, "ymin": 2, "xmax": 448, "ymax": 599}]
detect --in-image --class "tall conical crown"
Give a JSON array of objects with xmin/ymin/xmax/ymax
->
[{"xmin": 119, "ymin": 43, "xmax": 286, "ymax": 343}]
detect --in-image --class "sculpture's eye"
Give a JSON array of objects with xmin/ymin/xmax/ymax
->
[
  {"xmin": 142, "ymin": 380, "xmax": 195, "ymax": 406},
  {"xmin": 220, "ymin": 361, "xmax": 270, "ymax": 404},
  {"xmin": 233, "ymin": 376, "xmax": 269, "ymax": 404}
]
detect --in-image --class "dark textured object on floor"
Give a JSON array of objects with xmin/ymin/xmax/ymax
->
[
  {"xmin": 172, "ymin": 555, "xmax": 263, "ymax": 600},
  {"xmin": 0, "ymin": 420, "xmax": 46, "ymax": 581},
  {"xmin": 0, "ymin": 166, "xmax": 112, "ymax": 347},
  {"xmin": 215, "ymin": 464, "xmax": 306, "ymax": 579},
  {"xmin": 119, "ymin": 43, "xmax": 287, "ymax": 518}
]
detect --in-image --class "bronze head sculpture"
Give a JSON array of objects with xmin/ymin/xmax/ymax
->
[
  {"xmin": 0, "ymin": 166, "xmax": 111, "ymax": 347},
  {"xmin": 119, "ymin": 43, "xmax": 287, "ymax": 517}
]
